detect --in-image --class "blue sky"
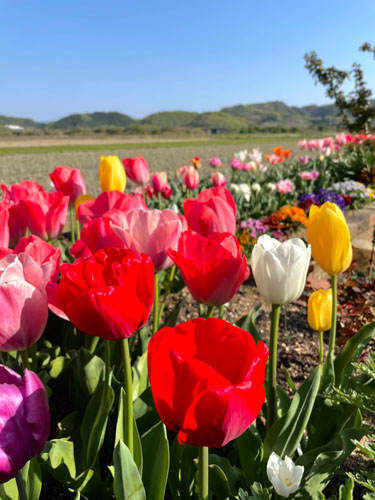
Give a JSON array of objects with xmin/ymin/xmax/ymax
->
[{"xmin": 1, "ymin": 0, "xmax": 375, "ymax": 122}]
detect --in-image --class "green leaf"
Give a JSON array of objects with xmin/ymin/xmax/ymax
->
[
  {"xmin": 81, "ymin": 381, "xmax": 115, "ymax": 469},
  {"xmin": 168, "ymin": 437, "xmax": 197, "ymax": 500},
  {"xmin": 69, "ymin": 347, "xmax": 105, "ymax": 406},
  {"xmin": 49, "ymin": 355, "xmax": 68, "ymax": 378},
  {"xmin": 113, "ymin": 441, "xmax": 146, "ymax": 500},
  {"xmin": 160, "ymin": 298, "xmax": 185, "ymax": 328},
  {"xmin": 338, "ymin": 477, "xmax": 354, "ymax": 500},
  {"xmin": 264, "ymin": 367, "xmax": 320, "ymax": 462},
  {"xmin": 334, "ymin": 321, "xmax": 375, "ymax": 387},
  {"xmin": 115, "ymin": 388, "xmax": 143, "ymax": 474},
  {"xmin": 208, "ymin": 464, "xmax": 231, "ymax": 500},
  {"xmin": 209, "ymin": 454, "xmax": 243, "ymax": 498},
  {"xmin": 235, "ymin": 305, "xmax": 262, "ymax": 342},
  {"xmin": 236, "ymin": 427, "xmax": 263, "ymax": 486},
  {"xmin": 40, "ymin": 439, "xmax": 76, "ymax": 483},
  {"xmin": 132, "ymin": 351, "xmax": 149, "ymax": 400},
  {"xmin": 141, "ymin": 421, "xmax": 170, "ymax": 500},
  {"xmin": 24, "ymin": 459, "xmax": 42, "ymax": 500}
]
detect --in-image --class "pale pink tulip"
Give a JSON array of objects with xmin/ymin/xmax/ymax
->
[
  {"xmin": 211, "ymin": 172, "xmax": 227, "ymax": 188},
  {"xmin": 276, "ymin": 179, "xmax": 293, "ymax": 194},
  {"xmin": 298, "ymin": 140, "xmax": 307, "ymax": 150},
  {"xmin": 0, "ymin": 253, "xmax": 50, "ymax": 351},
  {"xmin": 111, "ymin": 209, "xmax": 183, "ymax": 271},
  {"xmin": 299, "ymin": 171, "xmax": 320, "ymax": 181}
]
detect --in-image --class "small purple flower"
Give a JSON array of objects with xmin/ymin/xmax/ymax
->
[{"xmin": 298, "ymin": 155, "xmax": 309, "ymax": 165}]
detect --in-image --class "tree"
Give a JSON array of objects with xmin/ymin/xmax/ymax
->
[{"xmin": 304, "ymin": 43, "xmax": 375, "ymax": 133}]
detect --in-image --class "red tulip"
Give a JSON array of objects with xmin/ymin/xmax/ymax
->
[
  {"xmin": 0, "ymin": 203, "xmax": 9, "ymax": 248},
  {"xmin": 0, "ymin": 253, "xmax": 50, "ymax": 351},
  {"xmin": 19, "ymin": 190, "xmax": 69, "ymax": 240},
  {"xmin": 0, "ymin": 366, "xmax": 50, "ymax": 483},
  {"xmin": 184, "ymin": 187, "xmax": 237, "ymax": 236},
  {"xmin": 112, "ymin": 209, "xmax": 183, "ymax": 271},
  {"xmin": 70, "ymin": 217, "xmax": 126, "ymax": 259},
  {"xmin": 122, "ymin": 154, "xmax": 150, "ymax": 186},
  {"xmin": 160, "ymin": 184, "xmax": 173, "ymax": 199},
  {"xmin": 181, "ymin": 166, "xmax": 199, "ymax": 189},
  {"xmin": 148, "ymin": 317, "xmax": 268, "ymax": 447},
  {"xmin": 58, "ymin": 247, "xmax": 154, "ymax": 340},
  {"xmin": 77, "ymin": 191, "xmax": 147, "ymax": 225},
  {"xmin": 168, "ymin": 230, "xmax": 249, "ymax": 305},
  {"xmin": 49, "ymin": 166, "xmax": 86, "ymax": 205},
  {"xmin": 151, "ymin": 172, "xmax": 168, "ymax": 195},
  {"xmin": 211, "ymin": 172, "xmax": 227, "ymax": 188}
]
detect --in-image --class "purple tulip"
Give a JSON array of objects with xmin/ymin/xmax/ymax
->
[{"xmin": 0, "ymin": 366, "xmax": 50, "ymax": 483}]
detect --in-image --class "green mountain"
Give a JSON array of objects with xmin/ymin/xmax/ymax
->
[
  {"xmin": 189, "ymin": 112, "xmax": 249, "ymax": 130},
  {"xmin": 50, "ymin": 111, "xmax": 134, "ymax": 129},
  {"xmin": 142, "ymin": 111, "xmax": 198, "ymax": 127}
]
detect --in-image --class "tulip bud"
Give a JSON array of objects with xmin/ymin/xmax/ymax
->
[
  {"xmin": 307, "ymin": 202, "xmax": 352, "ymax": 275},
  {"xmin": 122, "ymin": 154, "xmax": 150, "ymax": 186},
  {"xmin": 99, "ymin": 155, "xmax": 126, "ymax": 193},
  {"xmin": 211, "ymin": 172, "xmax": 226, "ymax": 187},
  {"xmin": 251, "ymin": 235, "xmax": 311, "ymax": 305},
  {"xmin": 307, "ymin": 288, "xmax": 332, "ymax": 332},
  {"xmin": 152, "ymin": 172, "xmax": 168, "ymax": 195},
  {"xmin": 267, "ymin": 452, "xmax": 304, "ymax": 497}
]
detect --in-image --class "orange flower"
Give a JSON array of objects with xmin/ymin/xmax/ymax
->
[
  {"xmin": 190, "ymin": 157, "xmax": 201, "ymax": 169},
  {"xmin": 282, "ymin": 149, "xmax": 291, "ymax": 158},
  {"xmin": 272, "ymin": 146, "xmax": 283, "ymax": 156}
]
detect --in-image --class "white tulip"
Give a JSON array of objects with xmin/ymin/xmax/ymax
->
[
  {"xmin": 267, "ymin": 452, "xmax": 304, "ymax": 497},
  {"xmin": 252, "ymin": 182, "xmax": 261, "ymax": 192},
  {"xmin": 238, "ymin": 183, "xmax": 251, "ymax": 202},
  {"xmin": 234, "ymin": 149, "xmax": 248, "ymax": 162},
  {"xmin": 250, "ymin": 235, "xmax": 311, "ymax": 305},
  {"xmin": 266, "ymin": 182, "xmax": 276, "ymax": 191},
  {"xmin": 230, "ymin": 183, "xmax": 240, "ymax": 194}
]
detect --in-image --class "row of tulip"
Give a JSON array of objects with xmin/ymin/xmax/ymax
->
[{"xmin": 0, "ymin": 146, "xmax": 374, "ymax": 499}]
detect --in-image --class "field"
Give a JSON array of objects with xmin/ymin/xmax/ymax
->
[{"xmin": 0, "ymin": 133, "xmax": 303, "ymax": 194}]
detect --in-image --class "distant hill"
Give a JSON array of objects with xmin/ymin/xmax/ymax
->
[
  {"xmin": 1, "ymin": 101, "xmax": 342, "ymax": 132},
  {"xmin": 50, "ymin": 111, "xmax": 135, "ymax": 129}
]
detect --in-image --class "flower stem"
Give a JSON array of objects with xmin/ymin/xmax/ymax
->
[
  {"xmin": 158, "ymin": 192, "xmax": 163, "ymax": 210},
  {"xmin": 198, "ymin": 446, "xmax": 209, "ymax": 500},
  {"xmin": 104, "ymin": 340, "xmax": 111, "ymax": 387},
  {"xmin": 20, "ymin": 350, "xmax": 30, "ymax": 370},
  {"xmin": 153, "ymin": 273, "xmax": 159, "ymax": 334},
  {"xmin": 121, "ymin": 338, "xmax": 134, "ymax": 457},
  {"xmin": 16, "ymin": 469, "xmax": 28, "ymax": 500},
  {"xmin": 76, "ymin": 218, "xmax": 81, "ymax": 240},
  {"xmin": 319, "ymin": 330, "xmax": 324, "ymax": 375},
  {"xmin": 206, "ymin": 305, "xmax": 215, "ymax": 318},
  {"xmin": 323, "ymin": 274, "xmax": 337, "ymax": 385},
  {"xmin": 158, "ymin": 264, "xmax": 176, "ymax": 323},
  {"xmin": 89, "ymin": 336, "xmax": 100, "ymax": 354},
  {"xmin": 218, "ymin": 305, "xmax": 224, "ymax": 319},
  {"xmin": 70, "ymin": 208, "xmax": 76, "ymax": 244},
  {"xmin": 267, "ymin": 304, "xmax": 281, "ymax": 431}
]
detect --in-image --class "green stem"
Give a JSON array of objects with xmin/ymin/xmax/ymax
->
[
  {"xmin": 218, "ymin": 305, "xmax": 224, "ymax": 319},
  {"xmin": 319, "ymin": 330, "xmax": 324, "ymax": 375},
  {"xmin": 70, "ymin": 208, "xmax": 76, "ymax": 244},
  {"xmin": 142, "ymin": 185, "xmax": 147, "ymax": 204},
  {"xmin": 198, "ymin": 446, "xmax": 209, "ymax": 500},
  {"xmin": 158, "ymin": 264, "xmax": 176, "ymax": 323},
  {"xmin": 198, "ymin": 304, "xmax": 205, "ymax": 317},
  {"xmin": 153, "ymin": 273, "xmax": 160, "ymax": 334},
  {"xmin": 158, "ymin": 192, "xmax": 163, "ymax": 210},
  {"xmin": 323, "ymin": 274, "xmax": 337, "ymax": 385},
  {"xmin": 89, "ymin": 336, "xmax": 100, "ymax": 354},
  {"xmin": 31, "ymin": 343, "xmax": 37, "ymax": 372},
  {"xmin": 20, "ymin": 350, "xmax": 30, "ymax": 370},
  {"xmin": 76, "ymin": 218, "xmax": 81, "ymax": 240},
  {"xmin": 121, "ymin": 338, "xmax": 134, "ymax": 457},
  {"xmin": 267, "ymin": 304, "xmax": 281, "ymax": 431},
  {"xmin": 0, "ymin": 483, "xmax": 6, "ymax": 500},
  {"xmin": 104, "ymin": 340, "xmax": 111, "ymax": 387},
  {"xmin": 15, "ymin": 469, "xmax": 28, "ymax": 500},
  {"xmin": 206, "ymin": 305, "xmax": 215, "ymax": 318}
]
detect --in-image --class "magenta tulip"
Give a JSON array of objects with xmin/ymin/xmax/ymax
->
[
  {"xmin": 77, "ymin": 191, "xmax": 147, "ymax": 225},
  {"xmin": 0, "ymin": 253, "xmax": 50, "ymax": 351},
  {"xmin": 49, "ymin": 166, "xmax": 86, "ymax": 205},
  {"xmin": 122, "ymin": 154, "xmax": 150, "ymax": 186},
  {"xmin": 0, "ymin": 365, "xmax": 50, "ymax": 483},
  {"xmin": 111, "ymin": 209, "xmax": 183, "ymax": 271},
  {"xmin": 184, "ymin": 187, "xmax": 237, "ymax": 236}
]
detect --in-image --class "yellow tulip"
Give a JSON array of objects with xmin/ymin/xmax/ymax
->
[
  {"xmin": 99, "ymin": 155, "xmax": 126, "ymax": 192},
  {"xmin": 307, "ymin": 288, "xmax": 332, "ymax": 332},
  {"xmin": 306, "ymin": 202, "xmax": 352, "ymax": 275},
  {"xmin": 75, "ymin": 194, "xmax": 94, "ymax": 218}
]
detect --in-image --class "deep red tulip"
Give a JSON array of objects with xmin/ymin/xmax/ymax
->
[
  {"xmin": 0, "ymin": 253, "xmax": 50, "ymax": 351},
  {"xmin": 122, "ymin": 154, "xmax": 150, "ymax": 186},
  {"xmin": 77, "ymin": 191, "xmax": 147, "ymax": 225},
  {"xmin": 112, "ymin": 209, "xmax": 183, "ymax": 271},
  {"xmin": 0, "ymin": 366, "xmax": 50, "ymax": 483},
  {"xmin": 70, "ymin": 217, "xmax": 126, "ymax": 259},
  {"xmin": 19, "ymin": 190, "xmax": 69, "ymax": 240},
  {"xmin": 160, "ymin": 184, "xmax": 173, "ymax": 199},
  {"xmin": 58, "ymin": 247, "xmax": 154, "ymax": 340},
  {"xmin": 168, "ymin": 230, "xmax": 249, "ymax": 305},
  {"xmin": 183, "ymin": 187, "xmax": 237, "ymax": 236},
  {"xmin": 49, "ymin": 166, "xmax": 86, "ymax": 205},
  {"xmin": 148, "ymin": 317, "xmax": 268, "ymax": 447}
]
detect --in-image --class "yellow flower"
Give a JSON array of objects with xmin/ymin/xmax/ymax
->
[
  {"xmin": 99, "ymin": 155, "xmax": 126, "ymax": 192},
  {"xmin": 75, "ymin": 194, "xmax": 94, "ymax": 217},
  {"xmin": 308, "ymin": 289, "xmax": 332, "ymax": 332},
  {"xmin": 306, "ymin": 202, "xmax": 352, "ymax": 275}
]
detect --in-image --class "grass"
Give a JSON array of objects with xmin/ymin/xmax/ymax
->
[{"xmin": 0, "ymin": 134, "xmax": 307, "ymax": 156}]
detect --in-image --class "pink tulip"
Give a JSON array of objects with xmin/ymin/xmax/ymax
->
[
  {"xmin": 111, "ymin": 209, "xmax": 183, "ymax": 271},
  {"xmin": 1, "ymin": 180, "xmax": 44, "ymax": 203},
  {"xmin": 299, "ymin": 171, "xmax": 319, "ymax": 181},
  {"xmin": 122, "ymin": 154, "xmax": 150, "ymax": 186},
  {"xmin": 49, "ymin": 166, "xmax": 86, "ymax": 206},
  {"xmin": 0, "ymin": 253, "xmax": 50, "ymax": 351},
  {"xmin": 211, "ymin": 172, "xmax": 227, "ymax": 188},
  {"xmin": 298, "ymin": 140, "xmax": 307, "ymax": 150},
  {"xmin": 0, "ymin": 203, "xmax": 9, "ymax": 248},
  {"xmin": 230, "ymin": 158, "xmax": 242, "ymax": 169},
  {"xmin": 276, "ymin": 179, "xmax": 293, "ymax": 194},
  {"xmin": 181, "ymin": 166, "xmax": 199, "ymax": 189},
  {"xmin": 19, "ymin": 190, "xmax": 69, "ymax": 240},
  {"xmin": 0, "ymin": 366, "xmax": 50, "ymax": 483},
  {"xmin": 209, "ymin": 157, "xmax": 222, "ymax": 168},
  {"xmin": 77, "ymin": 191, "xmax": 147, "ymax": 225},
  {"xmin": 307, "ymin": 140, "xmax": 318, "ymax": 151},
  {"xmin": 298, "ymin": 155, "xmax": 309, "ymax": 165},
  {"xmin": 323, "ymin": 137, "xmax": 334, "ymax": 149},
  {"xmin": 70, "ymin": 217, "xmax": 126, "ymax": 259},
  {"xmin": 152, "ymin": 172, "xmax": 168, "ymax": 195},
  {"xmin": 183, "ymin": 187, "xmax": 237, "ymax": 236},
  {"xmin": 161, "ymin": 184, "xmax": 173, "ymax": 199},
  {"xmin": 335, "ymin": 133, "xmax": 347, "ymax": 145}
]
